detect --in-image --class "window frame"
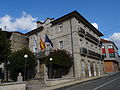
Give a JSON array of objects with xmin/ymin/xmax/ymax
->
[
  {"xmin": 58, "ymin": 23, "xmax": 63, "ymax": 31},
  {"xmin": 59, "ymin": 40, "xmax": 64, "ymax": 49}
]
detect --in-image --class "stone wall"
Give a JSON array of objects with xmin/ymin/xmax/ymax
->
[
  {"xmin": 10, "ymin": 32, "xmax": 28, "ymax": 52},
  {"xmin": 0, "ymin": 83, "xmax": 26, "ymax": 90}
]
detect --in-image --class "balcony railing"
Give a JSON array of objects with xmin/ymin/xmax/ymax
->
[
  {"xmin": 87, "ymin": 50, "xmax": 102, "ymax": 59},
  {"xmin": 78, "ymin": 27, "xmax": 85, "ymax": 37},
  {"xmin": 85, "ymin": 32, "xmax": 99, "ymax": 45},
  {"xmin": 80, "ymin": 47, "xmax": 87, "ymax": 55},
  {"xmin": 35, "ymin": 49, "xmax": 53, "ymax": 58}
]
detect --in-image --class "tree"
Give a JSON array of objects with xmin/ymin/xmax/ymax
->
[
  {"xmin": 0, "ymin": 30, "xmax": 11, "ymax": 63},
  {"xmin": 7, "ymin": 48, "xmax": 37, "ymax": 81},
  {"xmin": 45, "ymin": 49, "xmax": 73, "ymax": 78}
]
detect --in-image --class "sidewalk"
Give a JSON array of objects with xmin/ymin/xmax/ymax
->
[{"xmin": 41, "ymin": 74, "xmax": 108, "ymax": 90}]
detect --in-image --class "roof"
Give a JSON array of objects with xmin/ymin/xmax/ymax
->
[
  {"xmin": 1, "ymin": 31, "xmax": 26, "ymax": 39},
  {"xmin": 25, "ymin": 26, "xmax": 44, "ymax": 36},
  {"xmin": 11, "ymin": 31, "xmax": 25, "ymax": 36},
  {"xmin": 37, "ymin": 18, "xmax": 54, "ymax": 24},
  {"xmin": 101, "ymin": 38, "xmax": 110, "ymax": 43},
  {"xmin": 51, "ymin": 11, "xmax": 104, "ymax": 37},
  {"xmin": 101, "ymin": 38, "xmax": 118, "ymax": 50},
  {"xmin": 2, "ymin": 31, "xmax": 12, "ymax": 39}
]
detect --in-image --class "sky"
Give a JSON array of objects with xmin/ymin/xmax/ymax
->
[{"xmin": 0, "ymin": 0, "xmax": 120, "ymax": 53}]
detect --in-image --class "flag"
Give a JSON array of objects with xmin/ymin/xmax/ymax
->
[
  {"xmin": 40, "ymin": 38, "xmax": 46, "ymax": 50},
  {"xmin": 33, "ymin": 39, "xmax": 37, "ymax": 52},
  {"xmin": 45, "ymin": 34, "xmax": 53, "ymax": 47}
]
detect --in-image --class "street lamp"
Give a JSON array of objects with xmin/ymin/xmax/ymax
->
[
  {"xmin": 24, "ymin": 54, "xmax": 28, "ymax": 81},
  {"xmin": 6, "ymin": 61, "xmax": 10, "ymax": 82},
  {"xmin": 50, "ymin": 58, "xmax": 53, "ymax": 61},
  {"xmin": 49, "ymin": 58, "xmax": 53, "ymax": 79}
]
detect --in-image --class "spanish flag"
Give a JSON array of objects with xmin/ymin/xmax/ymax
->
[{"xmin": 40, "ymin": 38, "xmax": 45, "ymax": 50}]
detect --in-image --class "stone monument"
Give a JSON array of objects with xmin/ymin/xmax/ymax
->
[{"xmin": 17, "ymin": 73, "xmax": 23, "ymax": 82}]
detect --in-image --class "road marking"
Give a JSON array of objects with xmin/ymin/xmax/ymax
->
[{"xmin": 93, "ymin": 76, "xmax": 120, "ymax": 90}]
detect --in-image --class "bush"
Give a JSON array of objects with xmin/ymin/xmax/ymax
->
[
  {"xmin": 45, "ymin": 49, "xmax": 73, "ymax": 78},
  {"xmin": 7, "ymin": 48, "xmax": 37, "ymax": 81}
]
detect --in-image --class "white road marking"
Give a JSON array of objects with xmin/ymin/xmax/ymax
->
[{"xmin": 93, "ymin": 76, "xmax": 120, "ymax": 90}]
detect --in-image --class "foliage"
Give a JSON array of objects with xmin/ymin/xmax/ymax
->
[
  {"xmin": 45, "ymin": 49, "xmax": 73, "ymax": 78},
  {"xmin": 46, "ymin": 49, "xmax": 73, "ymax": 68},
  {"xmin": 7, "ymin": 48, "xmax": 37, "ymax": 81},
  {"xmin": 0, "ymin": 31, "xmax": 11, "ymax": 63}
]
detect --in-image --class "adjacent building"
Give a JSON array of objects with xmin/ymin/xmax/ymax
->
[
  {"xmin": 0, "ymin": 30, "xmax": 28, "ymax": 81},
  {"xmin": 26, "ymin": 11, "xmax": 104, "ymax": 80},
  {"xmin": 101, "ymin": 39, "xmax": 120, "ymax": 72}
]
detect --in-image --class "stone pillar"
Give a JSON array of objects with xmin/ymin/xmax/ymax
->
[
  {"xmin": 44, "ymin": 65, "xmax": 48, "ymax": 82},
  {"xmin": 93, "ymin": 63, "xmax": 97, "ymax": 76},
  {"xmin": 74, "ymin": 54, "xmax": 81, "ymax": 80}
]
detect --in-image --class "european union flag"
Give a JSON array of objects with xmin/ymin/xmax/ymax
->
[{"xmin": 45, "ymin": 34, "xmax": 53, "ymax": 47}]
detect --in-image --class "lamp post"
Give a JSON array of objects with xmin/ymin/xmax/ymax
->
[
  {"xmin": 6, "ymin": 61, "xmax": 10, "ymax": 82},
  {"xmin": 24, "ymin": 54, "xmax": 28, "ymax": 81},
  {"xmin": 49, "ymin": 58, "xmax": 53, "ymax": 79}
]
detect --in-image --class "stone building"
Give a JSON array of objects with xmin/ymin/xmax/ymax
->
[
  {"xmin": 26, "ymin": 11, "xmax": 104, "ymax": 80},
  {"xmin": 101, "ymin": 39, "xmax": 120, "ymax": 72},
  {"xmin": 10, "ymin": 31, "xmax": 28, "ymax": 52},
  {"xmin": 0, "ymin": 30, "xmax": 28, "ymax": 81}
]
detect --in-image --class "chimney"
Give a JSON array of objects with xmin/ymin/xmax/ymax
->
[{"xmin": 36, "ymin": 21, "xmax": 43, "ymax": 28}]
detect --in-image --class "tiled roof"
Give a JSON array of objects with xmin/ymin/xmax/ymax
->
[
  {"xmin": 101, "ymin": 38, "xmax": 118, "ymax": 50},
  {"xmin": 101, "ymin": 38, "xmax": 111, "ymax": 43}
]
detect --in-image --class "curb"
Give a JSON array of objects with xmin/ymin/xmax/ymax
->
[{"xmin": 42, "ymin": 74, "xmax": 108, "ymax": 90}]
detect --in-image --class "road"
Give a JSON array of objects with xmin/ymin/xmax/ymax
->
[{"xmin": 62, "ymin": 72, "xmax": 120, "ymax": 90}]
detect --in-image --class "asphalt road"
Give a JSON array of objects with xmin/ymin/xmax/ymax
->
[{"xmin": 62, "ymin": 72, "xmax": 120, "ymax": 90}]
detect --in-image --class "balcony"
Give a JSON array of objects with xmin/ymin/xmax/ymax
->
[
  {"xmin": 36, "ymin": 51, "xmax": 46, "ymax": 58},
  {"xmin": 78, "ymin": 27, "xmax": 85, "ymax": 37},
  {"xmin": 99, "ymin": 41, "xmax": 102, "ymax": 47},
  {"xmin": 87, "ymin": 50, "xmax": 102, "ymax": 59},
  {"xmin": 85, "ymin": 32, "xmax": 99, "ymax": 45},
  {"xmin": 80, "ymin": 47, "xmax": 87, "ymax": 55}
]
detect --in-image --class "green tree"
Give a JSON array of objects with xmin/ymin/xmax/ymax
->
[
  {"xmin": 45, "ymin": 49, "xmax": 73, "ymax": 78},
  {"xmin": 7, "ymin": 48, "xmax": 37, "ymax": 81},
  {"xmin": 0, "ymin": 30, "xmax": 11, "ymax": 63}
]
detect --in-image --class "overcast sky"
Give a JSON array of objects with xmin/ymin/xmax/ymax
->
[{"xmin": 0, "ymin": 0, "xmax": 120, "ymax": 53}]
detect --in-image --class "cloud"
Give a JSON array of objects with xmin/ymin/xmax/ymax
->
[
  {"xmin": 0, "ymin": 12, "xmax": 37, "ymax": 32},
  {"xmin": 109, "ymin": 33, "xmax": 120, "ymax": 52},
  {"xmin": 91, "ymin": 23, "xmax": 98, "ymax": 29}
]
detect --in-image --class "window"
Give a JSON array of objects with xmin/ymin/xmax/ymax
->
[
  {"xmin": 109, "ymin": 53, "xmax": 115, "ymax": 58},
  {"xmin": 88, "ymin": 62, "xmax": 91, "ymax": 77},
  {"xmin": 81, "ymin": 61, "xmax": 85, "ymax": 73},
  {"xmin": 59, "ymin": 40, "xmax": 63, "ymax": 49},
  {"xmin": 58, "ymin": 23, "xmax": 63, "ymax": 31},
  {"xmin": 80, "ymin": 39, "xmax": 82, "ymax": 41},
  {"xmin": 103, "ymin": 53, "xmax": 106, "ymax": 58},
  {"xmin": 89, "ymin": 29, "xmax": 91, "ymax": 32},
  {"xmin": 47, "ymin": 44, "xmax": 50, "ymax": 51},
  {"xmin": 47, "ymin": 44, "xmax": 51, "ymax": 54},
  {"xmin": 108, "ymin": 45, "xmax": 113, "ymax": 49}
]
